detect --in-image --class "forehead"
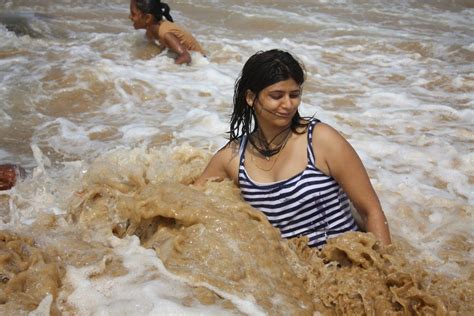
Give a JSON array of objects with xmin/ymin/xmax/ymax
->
[
  {"xmin": 130, "ymin": 3, "xmax": 141, "ymax": 13},
  {"xmin": 263, "ymin": 78, "xmax": 301, "ymax": 92}
]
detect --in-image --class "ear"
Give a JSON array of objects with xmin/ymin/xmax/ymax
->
[
  {"xmin": 144, "ymin": 13, "xmax": 154, "ymax": 25},
  {"xmin": 245, "ymin": 90, "xmax": 256, "ymax": 107}
]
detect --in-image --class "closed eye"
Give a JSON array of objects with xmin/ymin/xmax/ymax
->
[
  {"xmin": 290, "ymin": 91, "xmax": 301, "ymax": 98},
  {"xmin": 269, "ymin": 94, "xmax": 284, "ymax": 100},
  {"xmin": 269, "ymin": 90, "xmax": 301, "ymax": 100}
]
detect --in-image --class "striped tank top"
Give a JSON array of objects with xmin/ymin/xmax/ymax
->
[{"xmin": 238, "ymin": 119, "xmax": 359, "ymax": 248}]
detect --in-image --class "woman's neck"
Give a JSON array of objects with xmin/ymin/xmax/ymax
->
[
  {"xmin": 256, "ymin": 124, "xmax": 291, "ymax": 145},
  {"xmin": 250, "ymin": 126, "xmax": 292, "ymax": 159}
]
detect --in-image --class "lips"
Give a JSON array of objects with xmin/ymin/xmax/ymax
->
[{"xmin": 273, "ymin": 112, "xmax": 293, "ymax": 118}]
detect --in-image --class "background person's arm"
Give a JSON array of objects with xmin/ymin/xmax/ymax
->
[{"xmin": 162, "ymin": 32, "xmax": 191, "ymax": 64}]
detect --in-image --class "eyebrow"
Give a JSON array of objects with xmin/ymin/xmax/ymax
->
[{"xmin": 268, "ymin": 89, "xmax": 301, "ymax": 93}]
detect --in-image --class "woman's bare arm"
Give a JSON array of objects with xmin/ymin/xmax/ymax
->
[{"xmin": 314, "ymin": 123, "xmax": 391, "ymax": 245}]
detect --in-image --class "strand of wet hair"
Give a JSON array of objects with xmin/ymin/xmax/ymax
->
[{"xmin": 159, "ymin": 2, "xmax": 174, "ymax": 22}]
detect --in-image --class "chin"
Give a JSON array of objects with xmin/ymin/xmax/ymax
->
[{"xmin": 273, "ymin": 118, "xmax": 293, "ymax": 127}]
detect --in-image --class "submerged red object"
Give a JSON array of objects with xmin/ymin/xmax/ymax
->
[{"xmin": 0, "ymin": 164, "xmax": 25, "ymax": 190}]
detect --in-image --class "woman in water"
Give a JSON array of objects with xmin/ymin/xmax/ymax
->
[
  {"xmin": 195, "ymin": 49, "xmax": 391, "ymax": 248},
  {"xmin": 129, "ymin": 0, "xmax": 205, "ymax": 65}
]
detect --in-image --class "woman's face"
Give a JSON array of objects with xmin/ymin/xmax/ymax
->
[
  {"xmin": 247, "ymin": 78, "xmax": 302, "ymax": 129},
  {"xmin": 129, "ymin": 3, "xmax": 147, "ymax": 30}
]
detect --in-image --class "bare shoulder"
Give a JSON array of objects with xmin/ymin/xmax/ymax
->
[
  {"xmin": 312, "ymin": 122, "xmax": 349, "ymax": 149},
  {"xmin": 213, "ymin": 140, "xmax": 240, "ymax": 162},
  {"xmin": 194, "ymin": 140, "xmax": 240, "ymax": 186},
  {"xmin": 311, "ymin": 122, "xmax": 358, "ymax": 176}
]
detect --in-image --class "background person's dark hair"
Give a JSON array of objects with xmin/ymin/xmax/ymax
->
[
  {"xmin": 135, "ymin": 0, "xmax": 174, "ymax": 22},
  {"xmin": 229, "ymin": 49, "xmax": 308, "ymax": 143}
]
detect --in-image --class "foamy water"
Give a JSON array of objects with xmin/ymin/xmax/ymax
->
[{"xmin": 0, "ymin": 0, "xmax": 473, "ymax": 314}]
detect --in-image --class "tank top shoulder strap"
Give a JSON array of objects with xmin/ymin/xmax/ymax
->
[
  {"xmin": 307, "ymin": 119, "xmax": 321, "ymax": 166},
  {"xmin": 238, "ymin": 135, "xmax": 248, "ymax": 167}
]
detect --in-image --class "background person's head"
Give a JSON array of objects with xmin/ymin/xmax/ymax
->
[
  {"xmin": 230, "ymin": 49, "xmax": 306, "ymax": 140},
  {"xmin": 134, "ymin": 0, "xmax": 174, "ymax": 23}
]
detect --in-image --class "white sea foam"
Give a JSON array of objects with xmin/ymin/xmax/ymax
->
[
  {"xmin": 119, "ymin": 124, "xmax": 160, "ymax": 142},
  {"xmin": 64, "ymin": 235, "xmax": 264, "ymax": 316}
]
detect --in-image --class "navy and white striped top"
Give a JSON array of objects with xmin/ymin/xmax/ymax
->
[{"xmin": 238, "ymin": 119, "xmax": 359, "ymax": 248}]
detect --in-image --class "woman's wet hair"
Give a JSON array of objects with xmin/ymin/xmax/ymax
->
[
  {"xmin": 229, "ymin": 49, "xmax": 308, "ymax": 142},
  {"xmin": 135, "ymin": 0, "xmax": 174, "ymax": 22}
]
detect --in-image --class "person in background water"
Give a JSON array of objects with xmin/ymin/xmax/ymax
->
[
  {"xmin": 0, "ymin": 164, "xmax": 25, "ymax": 190},
  {"xmin": 129, "ymin": 0, "xmax": 205, "ymax": 65},
  {"xmin": 195, "ymin": 49, "xmax": 391, "ymax": 248}
]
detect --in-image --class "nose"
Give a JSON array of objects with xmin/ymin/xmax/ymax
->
[{"xmin": 281, "ymin": 94, "xmax": 292, "ymax": 109}]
